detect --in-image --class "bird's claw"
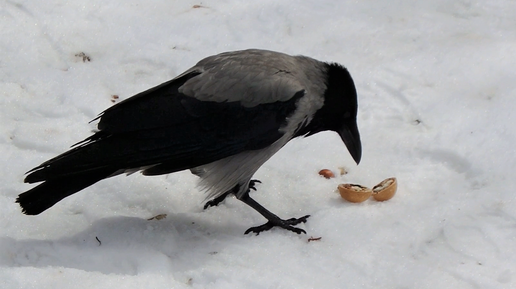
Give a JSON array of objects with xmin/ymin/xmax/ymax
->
[
  {"xmin": 203, "ymin": 192, "xmax": 231, "ymax": 209},
  {"xmin": 244, "ymin": 215, "xmax": 310, "ymax": 235},
  {"xmin": 248, "ymin": 179, "xmax": 261, "ymax": 191}
]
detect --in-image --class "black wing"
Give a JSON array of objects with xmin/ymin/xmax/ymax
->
[{"xmin": 25, "ymin": 72, "xmax": 305, "ymax": 183}]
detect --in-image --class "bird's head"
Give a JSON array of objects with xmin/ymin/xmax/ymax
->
[{"xmin": 297, "ymin": 63, "xmax": 362, "ymax": 164}]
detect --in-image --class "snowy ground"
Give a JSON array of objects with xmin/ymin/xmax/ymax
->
[{"xmin": 1, "ymin": 0, "xmax": 516, "ymax": 288}]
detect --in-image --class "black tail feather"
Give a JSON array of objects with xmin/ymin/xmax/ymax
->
[{"xmin": 17, "ymin": 168, "xmax": 116, "ymax": 215}]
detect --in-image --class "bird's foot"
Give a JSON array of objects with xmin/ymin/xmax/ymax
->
[
  {"xmin": 248, "ymin": 179, "xmax": 261, "ymax": 191},
  {"xmin": 204, "ymin": 179, "xmax": 262, "ymax": 209},
  {"xmin": 203, "ymin": 192, "xmax": 231, "ymax": 209},
  {"xmin": 244, "ymin": 215, "xmax": 310, "ymax": 235}
]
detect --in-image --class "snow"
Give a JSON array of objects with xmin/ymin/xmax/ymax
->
[{"xmin": 1, "ymin": 0, "xmax": 516, "ymax": 288}]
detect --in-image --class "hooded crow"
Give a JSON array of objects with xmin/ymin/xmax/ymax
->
[{"xmin": 17, "ymin": 49, "xmax": 361, "ymax": 235}]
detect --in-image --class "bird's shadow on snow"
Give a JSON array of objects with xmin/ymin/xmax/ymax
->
[{"xmin": 0, "ymin": 213, "xmax": 244, "ymax": 275}]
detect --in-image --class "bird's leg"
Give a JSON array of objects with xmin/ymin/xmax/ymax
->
[
  {"xmin": 204, "ymin": 180, "xmax": 261, "ymax": 209},
  {"xmin": 237, "ymin": 184, "xmax": 310, "ymax": 235}
]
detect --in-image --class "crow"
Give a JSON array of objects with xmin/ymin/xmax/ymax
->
[{"xmin": 17, "ymin": 49, "xmax": 361, "ymax": 235}]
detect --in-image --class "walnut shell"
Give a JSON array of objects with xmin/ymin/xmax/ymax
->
[
  {"xmin": 372, "ymin": 177, "xmax": 397, "ymax": 201},
  {"xmin": 338, "ymin": 183, "xmax": 372, "ymax": 203}
]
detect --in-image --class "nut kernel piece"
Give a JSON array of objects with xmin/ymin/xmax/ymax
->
[
  {"xmin": 318, "ymin": 169, "xmax": 335, "ymax": 179},
  {"xmin": 372, "ymin": 177, "xmax": 397, "ymax": 201},
  {"xmin": 338, "ymin": 184, "xmax": 372, "ymax": 203},
  {"xmin": 338, "ymin": 167, "xmax": 348, "ymax": 176}
]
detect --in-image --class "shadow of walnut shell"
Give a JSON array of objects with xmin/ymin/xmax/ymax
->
[
  {"xmin": 372, "ymin": 177, "xmax": 397, "ymax": 201},
  {"xmin": 338, "ymin": 184, "xmax": 372, "ymax": 203}
]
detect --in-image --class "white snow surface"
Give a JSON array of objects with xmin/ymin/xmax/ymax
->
[{"xmin": 1, "ymin": 0, "xmax": 516, "ymax": 288}]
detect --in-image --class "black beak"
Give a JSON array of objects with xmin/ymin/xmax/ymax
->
[{"xmin": 338, "ymin": 121, "xmax": 362, "ymax": 164}]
